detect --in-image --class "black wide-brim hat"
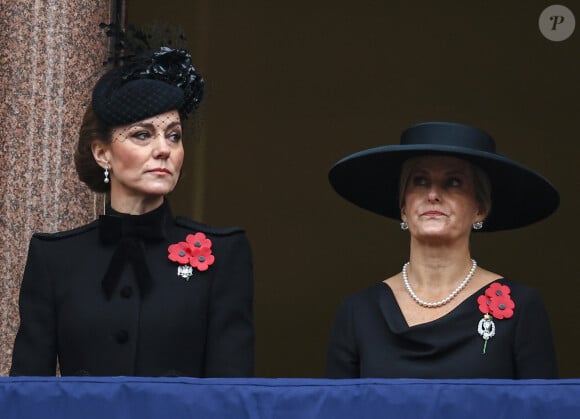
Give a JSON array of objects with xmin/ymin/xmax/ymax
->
[{"xmin": 328, "ymin": 122, "xmax": 559, "ymax": 231}]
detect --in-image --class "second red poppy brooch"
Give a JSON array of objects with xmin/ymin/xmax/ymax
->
[
  {"xmin": 476, "ymin": 282, "xmax": 515, "ymax": 354},
  {"xmin": 167, "ymin": 232, "xmax": 215, "ymax": 280}
]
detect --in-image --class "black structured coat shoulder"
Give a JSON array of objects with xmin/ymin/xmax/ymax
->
[{"xmin": 11, "ymin": 201, "xmax": 254, "ymax": 377}]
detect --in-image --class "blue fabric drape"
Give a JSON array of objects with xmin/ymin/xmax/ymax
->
[{"xmin": 1, "ymin": 377, "xmax": 579, "ymax": 419}]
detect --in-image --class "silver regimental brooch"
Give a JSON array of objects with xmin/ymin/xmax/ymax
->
[{"xmin": 477, "ymin": 314, "xmax": 496, "ymax": 354}]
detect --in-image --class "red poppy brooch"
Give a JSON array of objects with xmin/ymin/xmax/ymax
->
[
  {"xmin": 167, "ymin": 232, "xmax": 215, "ymax": 280},
  {"xmin": 476, "ymin": 282, "xmax": 515, "ymax": 354}
]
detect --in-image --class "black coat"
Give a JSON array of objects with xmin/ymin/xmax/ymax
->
[{"xmin": 11, "ymin": 201, "xmax": 254, "ymax": 377}]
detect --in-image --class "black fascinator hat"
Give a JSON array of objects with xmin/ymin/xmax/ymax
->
[
  {"xmin": 92, "ymin": 46, "xmax": 204, "ymax": 126},
  {"xmin": 328, "ymin": 122, "xmax": 559, "ymax": 231}
]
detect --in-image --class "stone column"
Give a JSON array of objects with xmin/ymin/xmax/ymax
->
[{"xmin": 0, "ymin": 0, "xmax": 114, "ymax": 375}]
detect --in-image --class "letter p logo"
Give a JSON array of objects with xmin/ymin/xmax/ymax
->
[
  {"xmin": 539, "ymin": 5, "xmax": 576, "ymax": 41},
  {"xmin": 550, "ymin": 15, "xmax": 566, "ymax": 31}
]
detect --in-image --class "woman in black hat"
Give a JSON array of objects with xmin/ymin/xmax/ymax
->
[
  {"xmin": 325, "ymin": 122, "xmax": 559, "ymax": 378},
  {"xmin": 10, "ymin": 47, "xmax": 254, "ymax": 377}
]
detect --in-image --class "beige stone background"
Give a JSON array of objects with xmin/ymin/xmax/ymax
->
[
  {"xmin": 0, "ymin": 0, "xmax": 111, "ymax": 375},
  {"xmin": 1, "ymin": 0, "xmax": 578, "ymax": 377}
]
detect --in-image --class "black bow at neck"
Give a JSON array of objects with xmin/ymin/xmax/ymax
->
[{"xmin": 98, "ymin": 201, "xmax": 170, "ymax": 300}]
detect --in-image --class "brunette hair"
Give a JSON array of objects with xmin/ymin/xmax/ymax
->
[
  {"xmin": 74, "ymin": 104, "xmax": 113, "ymax": 193},
  {"xmin": 398, "ymin": 156, "xmax": 492, "ymax": 218}
]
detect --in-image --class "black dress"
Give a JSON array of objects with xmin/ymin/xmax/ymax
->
[
  {"xmin": 325, "ymin": 279, "xmax": 558, "ymax": 378},
  {"xmin": 11, "ymin": 200, "xmax": 254, "ymax": 377}
]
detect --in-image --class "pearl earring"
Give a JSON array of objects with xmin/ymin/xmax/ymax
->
[
  {"xmin": 473, "ymin": 221, "xmax": 483, "ymax": 230},
  {"xmin": 400, "ymin": 221, "xmax": 409, "ymax": 231},
  {"xmin": 104, "ymin": 165, "xmax": 110, "ymax": 184}
]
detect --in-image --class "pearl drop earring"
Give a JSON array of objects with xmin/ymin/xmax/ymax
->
[{"xmin": 104, "ymin": 165, "xmax": 110, "ymax": 184}]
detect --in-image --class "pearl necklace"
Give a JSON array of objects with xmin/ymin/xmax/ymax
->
[{"xmin": 402, "ymin": 259, "xmax": 477, "ymax": 308}]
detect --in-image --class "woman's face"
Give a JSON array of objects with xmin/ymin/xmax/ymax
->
[
  {"xmin": 400, "ymin": 156, "xmax": 484, "ymax": 243},
  {"xmin": 97, "ymin": 110, "xmax": 184, "ymax": 206}
]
